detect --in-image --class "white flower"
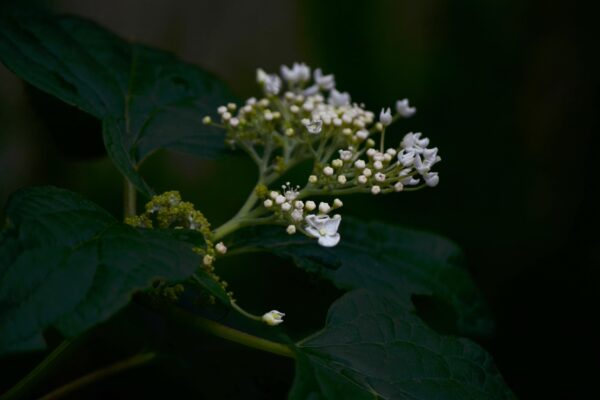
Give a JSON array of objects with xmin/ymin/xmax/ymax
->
[
  {"xmin": 423, "ymin": 172, "xmax": 439, "ymax": 187},
  {"xmin": 373, "ymin": 160, "xmax": 383, "ymax": 170},
  {"xmin": 217, "ymin": 106, "xmax": 227, "ymax": 114},
  {"xmin": 280, "ymin": 62, "xmax": 311, "ymax": 83},
  {"xmin": 314, "ymin": 68, "xmax": 335, "ymax": 90},
  {"xmin": 375, "ymin": 172, "xmax": 386, "ymax": 182},
  {"xmin": 215, "ymin": 242, "xmax": 227, "ymax": 254},
  {"xmin": 358, "ymin": 175, "xmax": 367, "ymax": 184},
  {"xmin": 355, "ymin": 129, "xmax": 369, "ymax": 140},
  {"xmin": 281, "ymin": 202, "xmax": 292, "ymax": 211},
  {"xmin": 323, "ymin": 166, "xmax": 334, "ymax": 176},
  {"xmin": 256, "ymin": 68, "xmax": 281, "ymax": 95},
  {"xmin": 331, "ymin": 159, "xmax": 343, "ymax": 168},
  {"xmin": 305, "ymin": 201, "xmax": 316, "ymax": 211},
  {"xmin": 287, "ymin": 224, "xmax": 297, "ymax": 234},
  {"xmin": 318, "ymin": 202, "xmax": 331, "ymax": 214},
  {"xmin": 263, "ymin": 199, "xmax": 273, "ymax": 208},
  {"xmin": 328, "ymin": 89, "xmax": 351, "ymax": 106},
  {"xmin": 371, "ymin": 185, "xmax": 381, "ymax": 195},
  {"xmin": 203, "ymin": 255, "xmax": 214, "ymax": 266},
  {"xmin": 337, "ymin": 175, "xmax": 347, "ymax": 184},
  {"xmin": 275, "ymin": 195, "xmax": 286, "ymax": 204},
  {"xmin": 333, "ymin": 198, "xmax": 343, "ymax": 208},
  {"xmin": 295, "ymin": 200, "xmax": 304, "ymax": 209},
  {"xmin": 379, "ymin": 107, "xmax": 392, "ymax": 126},
  {"xmin": 363, "ymin": 168, "xmax": 372, "ymax": 177},
  {"xmin": 304, "ymin": 118, "xmax": 323, "ymax": 134},
  {"xmin": 394, "ymin": 182, "xmax": 404, "ymax": 192},
  {"xmin": 262, "ymin": 310, "xmax": 285, "ymax": 326},
  {"xmin": 354, "ymin": 159, "xmax": 366, "ymax": 169},
  {"xmin": 339, "ymin": 150, "xmax": 353, "ymax": 161},
  {"xmin": 396, "ymin": 98, "xmax": 416, "ymax": 117},
  {"xmin": 291, "ymin": 209, "xmax": 304, "ymax": 221},
  {"xmin": 202, "ymin": 116, "xmax": 211, "ymax": 125},
  {"xmin": 229, "ymin": 117, "xmax": 239, "ymax": 127},
  {"xmin": 308, "ymin": 175, "xmax": 318, "ymax": 183},
  {"xmin": 304, "ymin": 214, "xmax": 341, "ymax": 247}
]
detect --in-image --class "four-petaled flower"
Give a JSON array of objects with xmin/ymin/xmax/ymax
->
[{"xmin": 305, "ymin": 214, "xmax": 341, "ymax": 247}]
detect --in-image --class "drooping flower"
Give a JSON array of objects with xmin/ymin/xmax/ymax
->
[
  {"xmin": 396, "ymin": 98, "xmax": 416, "ymax": 117},
  {"xmin": 262, "ymin": 310, "xmax": 285, "ymax": 326},
  {"xmin": 304, "ymin": 214, "xmax": 341, "ymax": 247}
]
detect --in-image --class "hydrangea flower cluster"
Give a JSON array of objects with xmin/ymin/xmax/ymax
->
[{"xmin": 204, "ymin": 63, "xmax": 441, "ymax": 249}]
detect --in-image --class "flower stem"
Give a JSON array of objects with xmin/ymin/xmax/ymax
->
[
  {"xmin": 37, "ymin": 352, "xmax": 157, "ymax": 400},
  {"xmin": 123, "ymin": 178, "xmax": 137, "ymax": 218},
  {"xmin": 144, "ymin": 299, "xmax": 295, "ymax": 359}
]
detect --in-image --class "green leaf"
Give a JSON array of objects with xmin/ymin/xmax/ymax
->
[
  {"xmin": 290, "ymin": 290, "xmax": 515, "ymax": 400},
  {"xmin": 0, "ymin": 186, "xmax": 218, "ymax": 355},
  {"xmin": 228, "ymin": 217, "xmax": 493, "ymax": 336},
  {"xmin": 0, "ymin": 13, "xmax": 234, "ymax": 196}
]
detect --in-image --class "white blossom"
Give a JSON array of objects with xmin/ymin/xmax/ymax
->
[
  {"xmin": 323, "ymin": 166, "xmax": 334, "ymax": 176},
  {"xmin": 257, "ymin": 69, "xmax": 282, "ymax": 95},
  {"xmin": 305, "ymin": 201, "xmax": 316, "ymax": 211},
  {"xmin": 291, "ymin": 209, "xmax": 304, "ymax": 221},
  {"xmin": 379, "ymin": 107, "xmax": 392, "ymax": 126},
  {"xmin": 215, "ymin": 242, "xmax": 227, "ymax": 254},
  {"xmin": 314, "ymin": 68, "xmax": 335, "ymax": 90},
  {"xmin": 328, "ymin": 89, "xmax": 351, "ymax": 106},
  {"xmin": 264, "ymin": 199, "xmax": 273, "ymax": 208},
  {"xmin": 304, "ymin": 118, "xmax": 323, "ymax": 134},
  {"xmin": 371, "ymin": 185, "xmax": 381, "ymax": 195},
  {"xmin": 304, "ymin": 214, "xmax": 341, "ymax": 247},
  {"xmin": 262, "ymin": 310, "xmax": 285, "ymax": 326},
  {"xmin": 280, "ymin": 62, "xmax": 311, "ymax": 83},
  {"xmin": 396, "ymin": 98, "xmax": 416, "ymax": 117},
  {"xmin": 318, "ymin": 202, "xmax": 331, "ymax": 214},
  {"xmin": 287, "ymin": 224, "xmax": 297, "ymax": 234}
]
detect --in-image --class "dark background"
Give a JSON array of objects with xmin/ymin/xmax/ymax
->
[{"xmin": 1, "ymin": 0, "xmax": 598, "ymax": 398}]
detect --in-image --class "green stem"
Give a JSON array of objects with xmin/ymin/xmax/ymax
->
[
  {"xmin": 145, "ymin": 299, "xmax": 295, "ymax": 359},
  {"xmin": 1, "ymin": 341, "xmax": 73, "ymax": 400},
  {"xmin": 123, "ymin": 178, "xmax": 137, "ymax": 218},
  {"xmin": 37, "ymin": 352, "xmax": 157, "ymax": 400}
]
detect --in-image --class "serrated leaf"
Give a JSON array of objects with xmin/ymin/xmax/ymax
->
[
  {"xmin": 228, "ymin": 217, "xmax": 493, "ymax": 336},
  {"xmin": 291, "ymin": 290, "xmax": 515, "ymax": 400},
  {"xmin": 0, "ymin": 13, "xmax": 234, "ymax": 196},
  {"xmin": 0, "ymin": 186, "xmax": 221, "ymax": 355}
]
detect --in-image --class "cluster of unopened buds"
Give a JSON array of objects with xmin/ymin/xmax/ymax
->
[{"xmin": 203, "ymin": 62, "xmax": 441, "ymax": 251}]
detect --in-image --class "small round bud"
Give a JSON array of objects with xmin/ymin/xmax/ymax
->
[
  {"xmin": 366, "ymin": 149, "xmax": 377, "ymax": 157},
  {"xmin": 287, "ymin": 225, "xmax": 297, "ymax": 234},
  {"xmin": 333, "ymin": 198, "xmax": 343, "ymax": 208},
  {"xmin": 375, "ymin": 172, "xmax": 386, "ymax": 182},
  {"xmin": 383, "ymin": 153, "xmax": 392, "ymax": 162},
  {"xmin": 354, "ymin": 160, "xmax": 366, "ymax": 169},
  {"xmin": 242, "ymin": 105, "xmax": 253, "ymax": 113},
  {"xmin": 339, "ymin": 150, "xmax": 353, "ymax": 161},
  {"xmin": 275, "ymin": 195, "xmax": 286, "ymax": 205},
  {"xmin": 358, "ymin": 175, "xmax": 368, "ymax": 184},
  {"xmin": 373, "ymin": 160, "xmax": 383, "ymax": 170},
  {"xmin": 217, "ymin": 106, "xmax": 227, "ymax": 114},
  {"xmin": 285, "ymin": 128, "xmax": 295, "ymax": 136},
  {"xmin": 342, "ymin": 128, "xmax": 353, "ymax": 136},
  {"xmin": 366, "ymin": 139, "xmax": 376, "ymax": 147},
  {"xmin": 394, "ymin": 182, "xmax": 404, "ymax": 192},
  {"xmin": 363, "ymin": 168, "xmax": 372, "ymax": 177},
  {"xmin": 270, "ymin": 191, "xmax": 279, "ymax": 199},
  {"xmin": 319, "ymin": 202, "xmax": 331, "ymax": 214},
  {"xmin": 290, "ymin": 105, "xmax": 300, "ymax": 113},
  {"xmin": 229, "ymin": 117, "xmax": 239, "ymax": 127},
  {"xmin": 222, "ymin": 112, "xmax": 232, "ymax": 121},
  {"xmin": 295, "ymin": 201, "xmax": 304, "ymax": 209},
  {"xmin": 264, "ymin": 111, "xmax": 273, "ymax": 121},
  {"xmin": 375, "ymin": 122, "xmax": 384, "ymax": 131},
  {"xmin": 356, "ymin": 129, "xmax": 369, "ymax": 140},
  {"xmin": 308, "ymin": 175, "xmax": 318, "ymax": 184},
  {"xmin": 227, "ymin": 102, "xmax": 237, "ymax": 111},
  {"xmin": 333, "ymin": 118, "xmax": 342, "ymax": 126},
  {"xmin": 264, "ymin": 199, "xmax": 273, "ymax": 208},
  {"xmin": 386, "ymin": 148, "xmax": 397, "ymax": 156},
  {"xmin": 332, "ymin": 159, "xmax": 343, "ymax": 168},
  {"xmin": 202, "ymin": 116, "xmax": 212, "ymax": 125},
  {"xmin": 371, "ymin": 185, "xmax": 381, "ymax": 195},
  {"xmin": 203, "ymin": 255, "xmax": 214, "ymax": 266},
  {"xmin": 337, "ymin": 175, "xmax": 347, "ymax": 184},
  {"xmin": 305, "ymin": 201, "xmax": 316, "ymax": 211},
  {"xmin": 323, "ymin": 166, "xmax": 334, "ymax": 176},
  {"xmin": 291, "ymin": 209, "xmax": 303, "ymax": 221},
  {"xmin": 215, "ymin": 242, "xmax": 227, "ymax": 254},
  {"xmin": 281, "ymin": 202, "xmax": 292, "ymax": 211}
]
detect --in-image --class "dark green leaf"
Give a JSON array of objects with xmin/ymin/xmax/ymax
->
[
  {"xmin": 228, "ymin": 217, "xmax": 493, "ymax": 336},
  {"xmin": 0, "ymin": 186, "xmax": 219, "ymax": 355},
  {"xmin": 291, "ymin": 290, "xmax": 515, "ymax": 400},
  {"xmin": 0, "ymin": 13, "xmax": 234, "ymax": 196}
]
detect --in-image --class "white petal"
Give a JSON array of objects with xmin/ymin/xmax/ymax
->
[
  {"xmin": 305, "ymin": 226, "xmax": 321, "ymax": 238},
  {"xmin": 323, "ymin": 216, "xmax": 341, "ymax": 235},
  {"xmin": 318, "ymin": 233, "xmax": 340, "ymax": 247}
]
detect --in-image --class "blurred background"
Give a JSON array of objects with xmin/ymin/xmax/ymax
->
[{"xmin": 1, "ymin": 0, "xmax": 598, "ymax": 398}]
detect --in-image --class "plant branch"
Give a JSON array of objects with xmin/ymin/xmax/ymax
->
[{"xmin": 37, "ymin": 352, "xmax": 157, "ymax": 400}]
